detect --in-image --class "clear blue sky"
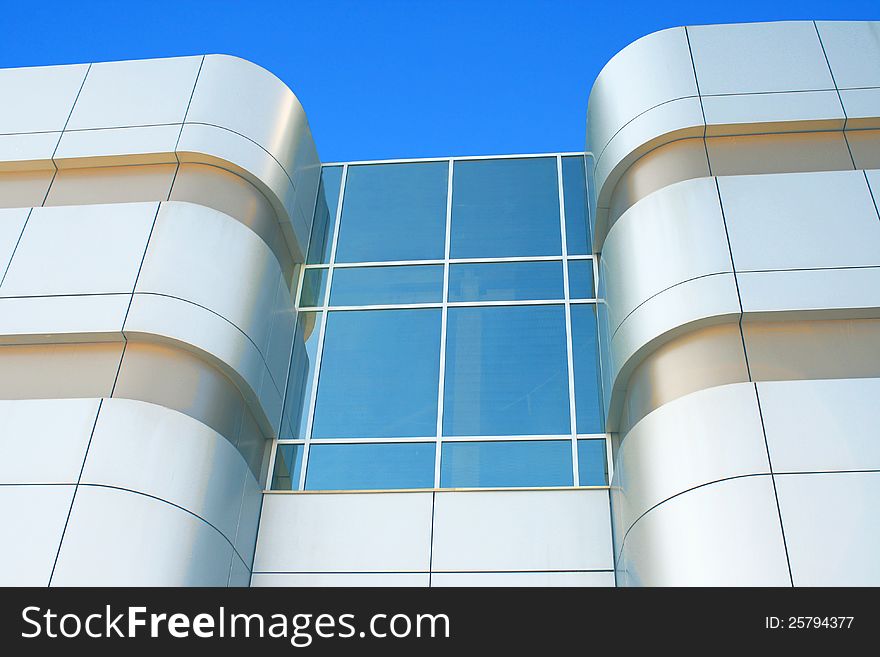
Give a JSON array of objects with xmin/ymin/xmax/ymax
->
[{"xmin": 1, "ymin": 1, "xmax": 876, "ymax": 162}]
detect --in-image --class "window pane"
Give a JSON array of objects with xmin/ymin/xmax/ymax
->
[
  {"xmin": 571, "ymin": 304, "xmax": 604, "ymax": 433},
  {"xmin": 305, "ymin": 442, "xmax": 435, "ymax": 490},
  {"xmin": 451, "ymin": 157, "xmax": 561, "ymax": 258},
  {"xmin": 577, "ymin": 439, "xmax": 607, "ymax": 486},
  {"xmin": 440, "ymin": 440, "xmax": 573, "ymax": 488},
  {"xmin": 335, "ymin": 162, "xmax": 448, "ymax": 263},
  {"xmin": 447, "ymin": 261, "xmax": 563, "ymax": 302},
  {"xmin": 306, "ymin": 166, "xmax": 343, "ymax": 265},
  {"xmin": 330, "ymin": 265, "xmax": 443, "ymax": 306},
  {"xmin": 562, "ymin": 156, "xmax": 591, "ymax": 255},
  {"xmin": 299, "ymin": 268, "xmax": 328, "ymax": 307},
  {"xmin": 313, "ymin": 309, "xmax": 442, "ymax": 438},
  {"xmin": 280, "ymin": 312, "xmax": 324, "ymax": 439},
  {"xmin": 270, "ymin": 444, "xmax": 303, "ymax": 490},
  {"xmin": 443, "ymin": 305, "xmax": 570, "ymax": 436},
  {"xmin": 567, "ymin": 260, "xmax": 594, "ymax": 299}
]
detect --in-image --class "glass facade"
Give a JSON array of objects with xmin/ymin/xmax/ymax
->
[{"xmin": 272, "ymin": 154, "xmax": 607, "ymax": 491}]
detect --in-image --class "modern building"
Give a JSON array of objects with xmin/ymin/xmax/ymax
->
[{"xmin": 0, "ymin": 19, "xmax": 877, "ymax": 587}]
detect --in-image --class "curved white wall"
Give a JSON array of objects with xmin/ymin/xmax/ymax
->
[
  {"xmin": 0, "ymin": 55, "xmax": 318, "ymax": 586},
  {"xmin": 589, "ymin": 21, "xmax": 880, "ymax": 586}
]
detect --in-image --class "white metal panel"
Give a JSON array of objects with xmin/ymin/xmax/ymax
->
[
  {"xmin": 738, "ymin": 267, "xmax": 880, "ymax": 319},
  {"xmin": 607, "ymin": 137, "xmax": 710, "ymax": 226},
  {"xmin": 587, "ymin": 27, "xmax": 698, "ymax": 160},
  {"xmin": 720, "ymin": 170, "xmax": 880, "ymax": 272},
  {"xmin": 607, "ymin": 273, "xmax": 741, "ymax": 425},
  {"xmin": 228, "ymin": 554, "xmax": 252, "ymax": 587},
  {"xmin": 51, "ymin": 485, "xmax": 234, "ymax": 586},
  {"xmin": 81, "ymin": 399, "xmax": 250, "ymax": 549},
  {"xmin": 689, "ymin": 21, "xmax": 835, "ymax": 95},
  {"xmin": 54, "ymin": 125, "xmax": 181, "ymax": 165},
  {"xmin": 0, "ymin": 208, "xmax": 29, "ymax": 280},
  {"xmin": 185, "ymin": 55, "xmax": 308, "ymax": 176},
  {"xmin": 123, "ymin": 292, "xmax": 282, "ymax": 437},
  {"xmin": 0, "ymin": 294, "xmax": 129, "ymax": 343},
  {"xmin": 593, "ymin": 97, "xmax": 704, "ymax": 225},
  {"xmin": 430, "ymin": 571, "xmax": 615, "ymax": 587},
  {"xmin": 0, "ymin": 484, "xmax": 75, "ymax": 586},
  {"xmin": 760, "ymin": 378, "xmax": 880, "ymax": 473},
  {"xmin": 840, "ymin": 88, "xmax": 880, "ymax": 129},
  {"xmin": 66, "ymin": 56, "xmax": 202, "ymax": 130},
  {"xmin": 615, "ymin": 383, "xmax": 770, "ymax": 538},
  {"xmin": 776, "ymin": 472, "xmax": 880, "ymax": 586},
  {"xmin": 602, "ymin": 177, "xmax": 732, "ymax": 337},
  {"xmin": 0, "ymin": 202, "xmax": 157, "ymax": 296},
  {"xmin": 0, "ymin": 398, "xmax": 100, "ymax": 484},
  {"xmin": 136, "ymin": 201, "xmax": 283, "ymax": 362},
  {"xmin": 234, "ymin": 469, "xmax": 264, "ymax": 568},
  {"xmin": 431, "ymin": 489, "xmax": 613, "ymax": 572},
  {"xmin": 0, "ymin": 132, "xmax": 60, "ymax": 168},
  {"xmin": 253, "ymin": 493, "xmax": 433, "ymax": 573},
  {"xmin": 702, "ymin": 90, "xmax": 845, "ymax": 136},
  {"xmin": 264, "ymin": 279, "xmax": 297, "ymax": 393},
  {"xmin": 816, "ymin": 21, "xmax": 880, "ymax": 89},
  {"xmin": 251, "ymin": 573, "xmax": 430, "ymax": 587},
  {"xmin": 620, "ymin": 475, "xmax": 790, "ymax": 586},
  {"xmin": 176, "ymin": 123, "xmax": 305, "ymax": 258},
  {"xmin": 0, "ymin": 63, "xmax": 88, "ymax": 133},
  {"xmin": 864, "ymin": 169, "xmax": 880, "ymax": 203}
]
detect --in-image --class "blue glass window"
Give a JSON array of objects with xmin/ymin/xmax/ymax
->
[
  {"xmin": 306, "ymin": 167, "xmax": 343, "ymax": 265},
  {"xmin": 299, "ymin": 268, "xmax": 328, "ymax": 307},
  {"xmin": 562, "ymin": 156, "xmax": 591, "ymax": 255},
  {"xmin": 335, "ymin": 162, "xmax": 448, "ymax": 263},
  {"xmin": 571, "ymin": 304, "xmax": 604, "ymax": 434},
  {"xmin": 280, "ymin": 311, "xmax": 323, "ymax": 439},
  {"xmin": 443, "ymin": 305, "xmax": 570, "ymax": 436},
  {"xmin": 305, "ymin": 442, "xmax": 435, "ymax": 490},
  {"xmin": 330, "ymin": 265, "xmax": 443, "ymax": 306},
  {"xmin": 577, "ymin": 439, "xmax": 607, "ymax": 486},
  {"xmin": 312, "ymin": 309, "xmax": 442, "ymax": 438},
  {"xmin": 451, "ymin": 157, "xmax": 561, "ymax": 258},
  {"xmin": 440, "ymin": 440, "xmax": 573, "ymax": 488},
  {"xmin": 567, "ymin": 260, "xmax": 594, "ymax": 299},
  {"xmin": 270, "ymin": 444, "xmax": 304, "ymax": 490},
  {"xmin": 447, "ymin": 261, "xmax": 563, "ymax": 302}
]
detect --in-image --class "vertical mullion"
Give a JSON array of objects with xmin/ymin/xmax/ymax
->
[
  {"xmin": 435, "ymin": 158, "xmax": 454, "ymax": 489},
  {"xmin": 558, "ymin": 156, "xmax": 580, "ymax": 486},
  {"xmin": 299, "ymin": 164, "xmax": 348, "ymax": 490}
]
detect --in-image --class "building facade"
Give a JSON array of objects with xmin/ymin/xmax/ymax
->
[{"xmin": 0, "ymin": 20, "xmax": 878, "ymax": 586}]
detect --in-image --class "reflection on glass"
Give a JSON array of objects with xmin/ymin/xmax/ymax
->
[
  {"xmin": 306, "ymin": 166, "xmax": 343, "ymax": 265},
  {"xmin": 305, "ymin": 442, "xmax": 435, "ymax": 490},
  {"xmin": 567, "ymin": 260, "xmax": 594, "ymax": 299},
  {"xmin": 440, "ymin": 440, "xmax": 573, "ymax": 488},
  {"xmin": 299, "ymin": 268, "xmax": 328, "ymax": 307},
  {"xmin": 270, "ymin": 444, "xmax": 303, "ymax": 490},
  {"xmin": 451, "ymin": 157, "xmax": 561, "ymax": 258},
  {"xmin": 330, "ymin": 265, "xmax": 444, "ymax": 306},
  {"xmin": 447, "ymin": 261, "xmax": 563, "ymax": 302},
  {"xmin": 312, "ymin": 309, "xmax": 442, "ymax": 438},
  {"xmin": 562, "ymin": 156, "xmax": 591, "ymax": 255},
  {"xmin": 571, "ymin": 305, "xmax": 604, "ymax": 434},
  {"xmin": 577, "ymin": 439, "xmax": 607, "ymax": 486},
  {"xmin": 443, "ymin": 305, "xmax": 570, "ymax": 436},
  {"xmin": 280, "ymin": 312, "xmax": 324, "ymax": 439},
  {"xmin": 335, "ymin": 161, "xmax": 448, "ymax": 263}
]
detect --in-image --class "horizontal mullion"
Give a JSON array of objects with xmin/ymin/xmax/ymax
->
[
  {"xmin": 306, "ymin": 436, "xmax": 438, "ymax": 444},
  {"xmin": 283, "ymin": 435, "xmax": 589, "ymax": 444},
  {"xmin": 297, "ymin": 300, "xmax": 592, "ymax": 311},
  {"xmin": 321, "ymin": 151, "xmax": 588, "ymax": 167}
]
